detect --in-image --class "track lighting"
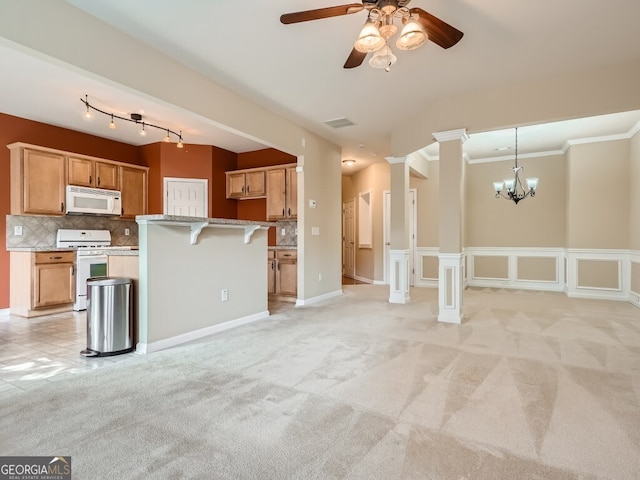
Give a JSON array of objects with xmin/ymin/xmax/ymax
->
[{"xmin": 80, "ymin": 95, "xmax": 185, "ymax": 148}]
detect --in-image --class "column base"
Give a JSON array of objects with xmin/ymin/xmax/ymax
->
[
  {"xmin": 438, "ymin": 253, "xmax": 464, "ymax": 323},
  {"xmin": 389, "ymin": 249, "xmax": 411, "ymax": 304}
]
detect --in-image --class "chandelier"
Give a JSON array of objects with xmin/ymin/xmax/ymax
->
[
  {"xmin": 354, "ymin": 4, "xmax": 428, "ymax": 72},
  {"xmin": 492, "ymin": 127, "xmax": 538, "ymax": 204},
  {"xmin": 81, "ymin": 95, "xmax": 184, "ymax": 148}
]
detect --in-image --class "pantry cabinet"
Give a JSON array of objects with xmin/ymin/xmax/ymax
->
[
  {"xmin": 68, "ymin": 156, "xmax": 119, "ymax": 190},
  {"xmin": 10, "ymin": 146, "xmax": 66, "ymax": 216}
]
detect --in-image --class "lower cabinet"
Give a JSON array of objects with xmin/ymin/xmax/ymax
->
[
  {"xmin": 268, "ymin": 249, "xmax": 297, "ymax": 299},
  {"xmin": 10, "ymin": 251, "xmax": 76, "ymax": 317}
]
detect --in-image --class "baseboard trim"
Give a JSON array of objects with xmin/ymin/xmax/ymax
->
[
  {"xmin": 0, "ymin": 308, "xmax": 9, "ymax": 317},
  {"xmin": 136, "ymin": 310, "xmax": 270, "ymax": 354},
  {"xmin": 296, "ymin": 289, "xmax": 342, "ymax": 306}
]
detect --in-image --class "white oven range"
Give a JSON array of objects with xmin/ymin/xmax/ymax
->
[{"xmin": 56, "ymin": 229, "xmax": 111, "ymax": 311}]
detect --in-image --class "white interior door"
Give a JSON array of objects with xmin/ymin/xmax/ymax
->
[
  {"xmin": 343, "ymin": 199, "xmax": 355, "ymax": 278},
  {"xmin": 164, "ymin": 178, "xmax": 208, "ymax": 217},
  {"xmin": 383, "ymin": 189, "xmax": 416, "ymax": 286}
]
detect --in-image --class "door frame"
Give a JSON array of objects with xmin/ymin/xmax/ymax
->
[
  {"xmin": 383, "ymin": 188, "xmax": 417, "ymax": 286},
  {"xmin": 163, "ymin": 177, "xmax": 208, "ymax": 217},
  {"xmin": 342, "ymin": 198, "xmax": 356, "ymax": 278}
]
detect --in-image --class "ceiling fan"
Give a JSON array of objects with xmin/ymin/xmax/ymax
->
[{"xmin": 280, "ymin": 0, "xmax": 463, "ymax": 71}]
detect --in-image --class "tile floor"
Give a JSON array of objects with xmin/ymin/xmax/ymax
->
[{"xmin": 0, "ymin": 299, "xmax": 295, "ymax": 398}]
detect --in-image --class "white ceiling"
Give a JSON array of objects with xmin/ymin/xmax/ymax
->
[{"xmin": 2, "ymin": 0, "xmax": 640, "ymax": 170}]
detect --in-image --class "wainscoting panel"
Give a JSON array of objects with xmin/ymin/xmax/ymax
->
[
  {"xmin": 466, "ymin": 248, "xmax": 565, "ymax": 292},
  {"xmin": 415, "ymin": 247, "xmax": 439, "ymax": 287},
  {"xmin": 567, "ymin": 249, "xmax": 630, "ymax": 301}
]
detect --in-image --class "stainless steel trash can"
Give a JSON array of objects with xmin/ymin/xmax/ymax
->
[{"xmin": 81, "ymin": 277, "xmax": 133, "ymax": 357}]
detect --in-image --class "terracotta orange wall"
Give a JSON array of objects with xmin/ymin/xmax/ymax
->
[
  {"xmin": 144, "ymin": 143, "xmax": 237, "ymax": 218},
  {"xmin": 237, "ymin": 148, "xmax": 295, "ymax": 169},
  {"xmin": 0, "ymin": 113, "xmax": 141, "ymax": 309}
]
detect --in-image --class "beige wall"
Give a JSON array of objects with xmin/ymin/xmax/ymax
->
[
  {"xmin": 630, "ymin": 130, "xmax": 640, "ymax": 251},
  {"xmin": 576, "ymin": 259, "xmax": 620, "ymax": 290},
  {"xmin": 466, "ymin": 154, "xmax": 566, "ymax": 247},
  {"xmin": 566, "ymin": 140, "xmax": 630, "ymax": 249},
  {"xmin": 411, "ymin": 161, "xmax": 439, "ymax": 247},
  {"xmin": 517, "ymin": 257, "xmax": 557, "ymax": 282}
]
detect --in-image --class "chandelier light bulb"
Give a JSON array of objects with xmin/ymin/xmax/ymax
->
[
  {"xmin": 396, "ymin": 18, "xmax": 427, "ymax": 51},
  {"xmin": 108, "ymin": 114, "xmax": 116, "ymax": 129},
  {"xmin": 84, "ymin": 108, "xmax": 92, "ymax": 120},
  {"xmin": 355, "ymin": 18, "xmax": 385, "ymax": 53}
]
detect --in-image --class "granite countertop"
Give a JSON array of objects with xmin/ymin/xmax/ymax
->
[{"xmin": 136, "ymin": 214, "xmax": 276, "ymax": 228}]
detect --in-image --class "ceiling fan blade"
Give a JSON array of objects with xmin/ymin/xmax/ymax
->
[
  {"xmin": 344, "ymin": 47, "xmax": 367, "ymax": 69},
  {"xmin": 410, "ymin": 8, "xmax": 464, "ymax": 49},
  {"xmin": 280, "ymin": 4, "xmax": 364, "ymax": 24}
]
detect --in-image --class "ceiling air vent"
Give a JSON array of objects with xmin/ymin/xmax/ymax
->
[{"xmin": 324, "ymin": 117, "xmax": 355, "ymax": 129}]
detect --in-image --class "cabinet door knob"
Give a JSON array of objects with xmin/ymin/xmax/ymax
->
[
  {"xmin": 282, "ymin": 208, "xmax": 285, "ymax": 217},
  {"xmin": 50, "ymin": 256, "xmax": 63, "ymax": 260},
  {"xmin": 60, "ymin": 202, "xmax": 64, "ymax": 213},
  {"xmin": 89, "ymin": 175, "xmax": 92, "ymax": 184},
  {"xmin": 288, "ymin": 208, "xmax": 291, "ymax": 216},
  {"xmin": 97, "ymin": 177, "xmax": 101, "ymax": 186}
]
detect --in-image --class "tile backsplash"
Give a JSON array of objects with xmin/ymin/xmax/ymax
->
[
  {"xmin": 276, "ymin": 220, "xmax": 297, "ymax": 246},
  {"xmin": 6, "ymin": 215, "xmax": 138, "ymax": 249}
]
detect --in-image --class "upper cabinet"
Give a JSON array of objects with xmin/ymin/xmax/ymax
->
[
  {"xmin": 266, "ymin": 166, "xmax": 297, "ymax": 221},
  {"xmin": 120, "ymin": 165, "xmax": 147, "ymax": 219},
  {"xmin": 226, "ymin": 170, "xmax": 266, "ymax": 199},
  {"xmin": 68, "ymin": 157, "xmax": 119, "ymax": 190},
  {"xmin": 10, "ymin": 146, "xmax": 66, "ymax": 216},
  {"xmin": 8, "ymin": 142, "xmax": 148, "ymax": 219}
]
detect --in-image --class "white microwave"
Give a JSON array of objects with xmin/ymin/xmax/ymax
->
[{"xmin": 66, "ymin": 185, "xmax": 122, "ymax": 216}]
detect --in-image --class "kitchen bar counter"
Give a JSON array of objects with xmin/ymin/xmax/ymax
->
[{"xmin": 135, "ymin": 215, "xmax": 273, "ymax": 353}]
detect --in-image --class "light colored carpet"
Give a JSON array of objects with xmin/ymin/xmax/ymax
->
[{"xmin": 1, "ymin": 286, "xmax": 639, "ymax": 479}]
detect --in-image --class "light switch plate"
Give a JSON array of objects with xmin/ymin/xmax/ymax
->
[{"xmin": 311, "ymin": 227, "xmax": 320, "ymax": 236}]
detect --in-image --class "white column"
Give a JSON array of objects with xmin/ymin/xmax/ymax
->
[
  {"xmin": 433, "ymin": 128, "xmax": 468, "ymax": 323},
  {"xmin": 438, "ymin": 253, "xmax": 464, "ymax": 323},
  {"xmin": 389, "ymin": 249, "xmax": 411, "ymax": 304},
  {"xmin": 386, "ymin": 156, "xmax": 411, "ymax": 304}
]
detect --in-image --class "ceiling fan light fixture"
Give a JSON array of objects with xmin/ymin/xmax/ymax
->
[
  {"xmin": 378, "ymin": 15, "xmax": 398, "ymax": 39},
  {"xmin": 354, "ymin": 19, "xmax": 385, "ymax": 53},
  {"xmin": 368, "ymin": 44, "xmax": 397, "ymax": 71},
  {"xmin": 396, "ymin": 19, "xmax": 427, "ymax": 50}
]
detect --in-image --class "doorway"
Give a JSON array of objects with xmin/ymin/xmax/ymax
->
[
  {"xmin": 342, "ymin": 198, "xmax": 355, "ymax": 278},
  {"xmin": 383, "ymin": 189, "xmax": 417, "ymax": 286},
  {"xmin": 164, "ymin": 178, "xmax": 208, "ymax": 217}
]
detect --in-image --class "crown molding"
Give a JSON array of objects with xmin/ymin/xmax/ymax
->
[
  {"xmin": 432, "ymin": 129, "xmax": 469, "ymax": 144},
  {"xmin": 385, "ymin": 156, "xmax": 408, "ymax": 164}
]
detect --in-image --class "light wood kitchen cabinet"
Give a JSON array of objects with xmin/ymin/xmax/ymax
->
[
  {"xmin": 120, "ymin": 165, "xmax": 148, "ymax": 219},
  {"xmin": 10, "ymin": 146, "xmax": 66, "ymax": 215},
  {"xmin": 266, "ymin": 167, "xmax": 297, "ymax": 220},
  {"xmin": 267, "ymin": 250, "xmax": 276, "ymax": 295},
  {"xmin": 10, "ymin": 251, "xmax": 75, "ymax": 317},
  {"xmin": 68, "ymin": 156, "xmax": 119, "ymax": 190},
  {"xmin": 269, "ymin": 249, "xmax": 297, "ymax": 299},
  {"xmin": 226, "ymin": 170, "xmax": 266, "ymax": 199}
]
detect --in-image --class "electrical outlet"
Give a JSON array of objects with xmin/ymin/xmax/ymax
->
[
  {"xmin": 281, "ymin": 228, "xmax": 286, "ymax": 236},
  {"xmin": 14, "ymin": 226, "xmax": 23, "ymax": 236},
  {"xmin": 125, "ymin": 228, "xmax": 130, "ymax": 236},
  {"xmin": 221, "ymin": 289, "xmax": 228, "ymax": 302}
]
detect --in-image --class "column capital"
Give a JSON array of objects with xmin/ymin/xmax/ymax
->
[
  {"xmin": 385, "ymin": 155, "xmax": 409, "ymax": 165},
  {"xmin": 433, "ymin": 129, "xmax": 469, "ymax": 144}
]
